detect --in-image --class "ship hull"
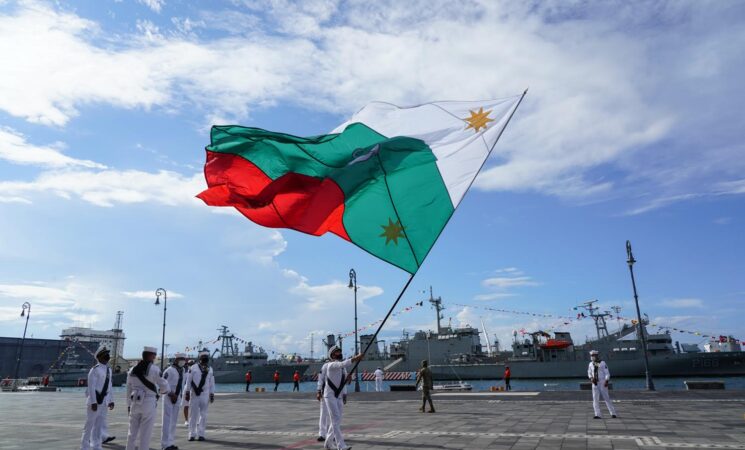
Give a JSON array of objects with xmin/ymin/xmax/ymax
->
[{"xmin": 306, "ymin": 352, "xmax": 745, "ymax": 381}]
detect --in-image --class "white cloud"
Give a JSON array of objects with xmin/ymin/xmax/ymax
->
[
  {"xmin": 0, "ymin": 127, "xmax": 106, "ymax": 168},
  {"xmin": 138, "ymin": 0, "xmax": 165, "ymax": 13},
  {"xmin": 122, "ymin": 290, "xmax": 184, "ymax": 300},
  {"xmin": 660, "ymin": 298, "xmax": 704, "ymax": 309},
  {"xmin": 0, "ymin": 280, "xmax": 110, "ymax": 326},
  {"xmin": 283, "ymin": 269, "xmax": 384, "ymax": 311},
  {"xmin": 0, "ymin": 168, "xmax": 204, "ymax": 207},
  {"xmin": 482, "ymin": 276, "xmax": 538, "ymax": 289},
  {"xmin": 1, "ymin": 1, "xmax": 743, "ymax": 211},
  {"xmin": 220, "ymin": 225, "xmax": 288, "ymax": 265}
]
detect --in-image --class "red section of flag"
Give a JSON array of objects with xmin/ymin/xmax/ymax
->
[{"xmin": 197, "ymin": 151, "xmax": 350, "ymax": 240}]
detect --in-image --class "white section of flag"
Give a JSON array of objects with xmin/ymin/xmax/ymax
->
[{"xmin": 332, "ymin": 95, "xmax": 523, "ymax": 207}]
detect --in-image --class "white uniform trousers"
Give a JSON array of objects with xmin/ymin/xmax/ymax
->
[
  {"xmin": 80, "ymin": 405, "xmax": 106, "ymax": 450},
  {"xmin": 161, "ymin": 397, "xmax": 181, "ymax": 449},
  {"xmin": 592, "ymin": 383, "xmax": 617, "ymax": 417},
  {"xmin": 323, "ymin": 396, "xmax": 346, "ymax": 450},
  {"xmin": 126, "ymin": 395, "xmax": 158, "ymax": 450},
  {"xmin": 318, "ymin": 399, "xmax": 329, "ymax": 438},
  {"xmin": 188, "ymin": 394, "xmax": 210, "ymax": 439},
  {"xmin": 375, "ymin": 378, "xmax": 383, "ymax": 392},
  {"xmin": 100, "ymin": 410, "xmax": 110, "ymax": 443}
]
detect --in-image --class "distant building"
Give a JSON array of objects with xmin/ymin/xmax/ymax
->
[{"xmin": 60, "ymin": 326, "xmax": 125, "ymax": 360}]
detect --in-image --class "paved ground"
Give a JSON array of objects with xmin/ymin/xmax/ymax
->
[{"xmin": 1, "ymin": 390, "xmax": 744, "ymax": 449}]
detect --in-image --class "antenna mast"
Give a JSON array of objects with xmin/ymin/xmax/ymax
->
[
  {"xmin": 428, "ymin": 286, "xmax": 444, "ymax": 334},
  {"xmin": 575, "ymin": 300, "xmax": 611, "ymax": 340}
]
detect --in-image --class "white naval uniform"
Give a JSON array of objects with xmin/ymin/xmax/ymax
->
[
  {"xmin": 317, "ymin": 367, "xmax": 348, "ymax": 440},
  {"xmin": 185, "ymin": 363, "xmax": 215, "ymax": 439},
  {"xmin": 322, "ymin": 359, "xmax": 352, "ymax": 450},
  {"xmin": 126, "ymin": 362, "xmax": 170, "ymax": 450},
  {"xmin": 374, "ymin": 369, "xmax": 384, "ymax": 392},
  {"xmin": 81, "ymin": 363, "xmax": 113, "ymax": 450},
  {"xmin": 588, "ymin": 360, "xmax": 617, "ymax": 417},
  {"xmin": 161, "ymin": 365, "xmax": 186, "ymax": 449}
]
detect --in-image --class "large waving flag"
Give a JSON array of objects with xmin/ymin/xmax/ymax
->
[{"xmin": 198, "ymin": 94, "xmax": 524, "ymax": 274}]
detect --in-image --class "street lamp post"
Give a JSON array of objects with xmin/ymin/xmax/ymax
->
[
  {"xmin": 13, "ymin": 302, "xmax": 31, "ymax": 380},
  {"xmin": 155, "ymin": 288, "xmax": 167, "ymax": 371},
  {"xmin": 348, "ymin": 269, "xmax": 360, "ymax": 392},
  {"xmin": 626, "ymin": 240, "xmax": 655, "ymax": 391}
]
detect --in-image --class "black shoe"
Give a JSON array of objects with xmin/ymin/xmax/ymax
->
[
  {"xmin": 317, "ymin": 436, "xmax": 325, "ymax": 442},
  {"xmin": 198, "ymin": 436, "xmax": 206, "ymax": 441},
  {"xmin": 164, "ymin": 446, "xmax": 178, "ymax": 450},
  {"xmin": 102, "ymin": 436, "xmax": 116, "ymax": 444},
  {"xmin": 612, "ymin": 415, "xmax": 617, "ymax": 418},
  {"xmin": 593, "ymin": 416, "xmax": 601, "ymax": 419},
  {"xmin": 188, "ymin": 437, "xmax": 195, "ymax": 441}
]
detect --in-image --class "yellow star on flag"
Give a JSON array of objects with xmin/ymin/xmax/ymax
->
[
  {"xmin": 379, "ymin": 218, "xmax": 405, "ymax": 245},
  {"xmin": 464, "ymin": 107, "xmax": 494, "ymax": 132}
]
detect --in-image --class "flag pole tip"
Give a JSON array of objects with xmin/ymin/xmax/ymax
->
[{"xmin": 523, "ymin": 87, "xmax": 529, "ymax": 95}]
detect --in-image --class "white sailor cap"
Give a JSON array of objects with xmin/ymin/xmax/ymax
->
[
  {"xmin": 198, "ymin": 350, "xmax": 209, "ymax": 357},
  {"xmin": 143, "ymin": 346, "xmax": 158, "ymax": 354},
  {"xmin": 174, "ymin": 352, "xmax": 186, "ymax": 359},
  {"xmin": 328, "ymin": 345, "xmax": 341, "ymax": 359},
  {"xmin": 589, "ymin": 350, "xmax": 599, "ymax": 355},
  {"xmin": 95, "ymin": 346, "xmax": 110, "ymax": 357}
]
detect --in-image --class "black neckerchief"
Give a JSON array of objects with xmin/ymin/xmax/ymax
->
[
  {"xmin": 132, "ymin": 360, "xmax": 158, "ymax": 397},
  {"xmin": 95, "ymin": 366, "xmax": 110, "ymax": 405},
  {"xmin": 593, "ymin": 360, "xmax": 601, "ymax": 382},
  {"xmin": 191, "ymin": 364, "xmax": 209, "ymax": 396},
  {"xmin": 165, "ymin": 365, "xmax": 184, "ymax": 397},
  {"xmin": 325, "ymin": 366, "xmax": 346, "ymax": 398}
]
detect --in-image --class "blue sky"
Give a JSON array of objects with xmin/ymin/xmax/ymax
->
[{"xmin": 0, "ymin": 0, "xmax": 743, "ymax": 358}]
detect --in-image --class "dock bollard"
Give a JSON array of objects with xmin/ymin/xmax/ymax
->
[{"xmin": 255, "ymin": 387, "xmax": 266, "ymax": 392}]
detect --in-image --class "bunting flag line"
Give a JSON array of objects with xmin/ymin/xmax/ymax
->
[{"xmin": 339, "ymin": 301, "xmax": 424, "ymax": 338}]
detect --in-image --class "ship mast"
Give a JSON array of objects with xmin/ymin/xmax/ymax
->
[
  {"xmin": 428, "ymin": 286, "xmax": 444, "ymax": 334},
  {"xmin": 218, "ymin": 325, "xmax": 236, "ymax": 357},
  {"xmin": 575, "ymin": 300, "xmax": 611, "ymax": 340}
]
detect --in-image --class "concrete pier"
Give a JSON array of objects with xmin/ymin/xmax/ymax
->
[{"xmin": 1, "ymin": 390, "xmax": 744, "ymax": 449}]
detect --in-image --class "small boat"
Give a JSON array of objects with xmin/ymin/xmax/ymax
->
[
  {"xmin": 432, "ymin": 381, "xmax": 473, "ymax": 391},
  {"xmin": 539, "ymin": 339, "xmax": 572, "ymax": 350}
]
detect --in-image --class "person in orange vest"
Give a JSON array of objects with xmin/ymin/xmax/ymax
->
[
  {"xmin": 292, "ymin": 370, "xmax": 300, "ymax": 391},
  {"xmin": 504, "ymin": 366, "xmax": 511, "ymax": 391},
  {"xmin": 273, "ymin": 370, "xmax": 280, "ymax": 391},
  {"xmin": 244, "ymin": 371, "xmax": 252, "ymax": 392},
  {"xmin": 42, "ymin": 374, "xmax": 50, "ymax": 387}
]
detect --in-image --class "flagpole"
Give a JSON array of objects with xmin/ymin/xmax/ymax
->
[{"xmin": 347, "ymin": 272, "xmax": 416, "ymax": 381}]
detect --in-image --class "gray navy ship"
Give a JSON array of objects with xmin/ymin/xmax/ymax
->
[
  {"xmin": 309, "ymin": 291, "xmax": 745, "ymax": 381},
  {"xmin": 206, "ymin": 326, "xmax": 310, "ymax": 384}
]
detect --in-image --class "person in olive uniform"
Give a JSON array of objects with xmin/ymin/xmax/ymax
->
[{"xmin": 415, "ymin": 360, "xmax": 435, "ymax": 413}]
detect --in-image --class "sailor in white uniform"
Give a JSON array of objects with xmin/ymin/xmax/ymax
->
[
  {"xmin": 316, "ymin": 358, "xmax": 349, "ymax": 443},
  {"xmin": 316, "ymin": 369, "xmax": 329, "ymax": 442},
  {"xmin": 126, "ymin": 346, "xmax": 170, "ymax": 450},
  {"xmin": 185, "ymin": 350, "xmax": 215, "ymax": 441},
  {"xmin": 161, "ymin": 353, "xmax": 187, "ymax": 450},
  {"xmin": 321, "ymin": 346, "xmax": 363, "ymax": 450},
  {"xmin": 588, "ymin": 350, "xmax": 617, "ymax": 419},
  {"xmin": 373, "ymin": 367, "xmax": 384, "ymax": 392},
  {"xmin": 81, "ymin": 346, "xmax": 115, "ymax": 450}
]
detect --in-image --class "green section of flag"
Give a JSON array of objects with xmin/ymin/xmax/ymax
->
[{"xmin": 207, "ymin": 124, "xmax": 454, "ymax": 274}]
